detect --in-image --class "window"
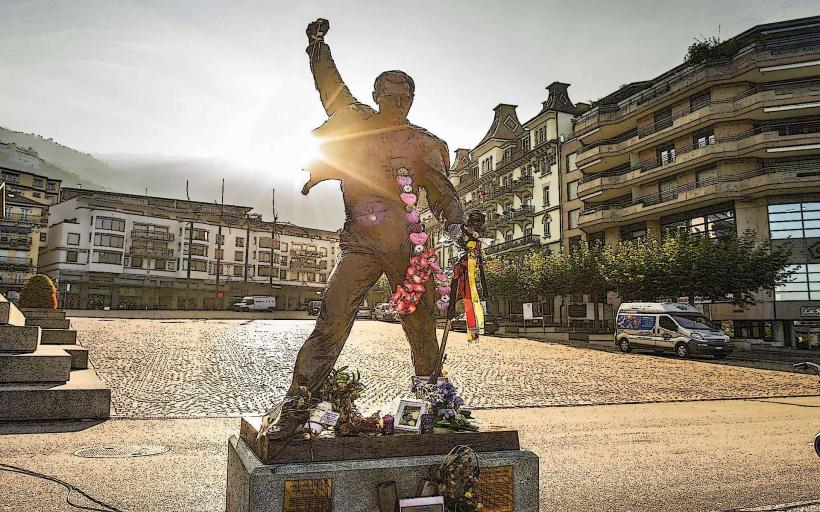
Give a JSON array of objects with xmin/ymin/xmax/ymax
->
[
  {"xmin": 693, "ymin": 127, "xmax": 716, "ymax": 148},
  {"xmin": 131, "ymin": 256, "xmax": 143, "ymax": 268},
  {"xmin": 33, "ymin": 178, "xmax": 43, "ymax": 187},
  {"xmin": 280, "ymin": 242, "xmax": 288, "ymax": 252},
  {"xmin": 154, "ymin": 259, "xmax": 168, "ymax": 270},
  {"xmin": 259, "ymin": 251, "xmax": 271, "ymax": 263},
  {"xmin": 187, "ymin": 259, "xmax": 207, "ymax": 272},
  {"xmin": 543, "ymin": 221, "xmax": 551, "ymax": 237},
  {"xmin": 567, "ymin": 180, "xmax": 579, "ymax": 201},
  {"xmin": 659, "ymin": 178, "xmax": 678, "ymax": 202},
  {"xmin": 319, "ymin": 274, "xmax": 327, "ymax": 283},
  {"xmin": 521, "ymin": 136, "xmax": 530, "ymax": 152},
  {"xmin": 3, "ymin": 173, "xmax": 19, "ymax": 184},
  {"xmin": 92, "ymin": 250, "xmax": 122, "ymax": 264},
  {"xmin": 690, "ymin": 90, "xmax": 711, "ymax": 110},
  {"xmin": 768, "ymin": 202, "xmax": 820, "ymax": 239},
  {"xmin": 774, "ymin": 264, "xmax": 820, "ymax": 301},
  {"xmin": 236, "ymin": 237, "xmax": 244, "ymax": 247},
  {"xmin": 95, "ymin": 217, "xmax": 125, "ymax": 232},
  {"xmin": 505, "ymin": 231, "xmax": 513, "ymax": 242},
  {"xmin": 216, "ymin": 234, "xmax": 225, "ymax": 245},
  {"xmin": 234, "ymin": 250, "xmax": 243, "ymax": 261},
  {"xmin": 662, "ymin": 204, "xmax": 736, "ymax": 239},
  {"xmin": 39, "ymin": 232, "xmax": 47, "ymax": 242},
  {"xmin": 620, "ymin": 222, "xmax": 647, "ymax": 241},
  {"xmin": 568, "ymin": 209, "xmax": 581, "ymax": 230},
  {"xmin": 185, "ymin": 228, "xmax": 209, "ymax": 241},
  {"xmin": 94, "ymin": 233, "xmax": 124, "ymax": 248},
  {"xmin": 656, "ymin": 142, "xmax": 676, "ymax": 166},
  {"xmin": 66, "ymin": 250, "xmax": 78, "ymax": 263},
  {"xmin": 524, "ymin": 224, "xmax": 533, "ymax": 236},
  {"xmin": 659, "ymin": 315, "xmax": 678, "ymax": 332},
  {"xmin": 184, "ymin": 243, "xmax": 208, "ymax": 257},
  {"xmin": 214, "ymin": 248, "xmax": 224, "ymax": 260},
  {"xmin": 542, "ymin": 186, "xmax": 550, "ymax": 206},
  {"xmin": 280, "ymin": 255, "xmax": 287, "ymax": 265},
  {"xmin": 33, "ymin": 192, "xmax": 41, "ymax": 198},
  {"xmin": 696, "ymin": 167, "xmax": 717, "ymax": 186},
  {"xmin": 46, "ymin": 182, "xmax": 56, "ymax": 191},
  {"xmin": 233, "ymin": 266, "xmax": 243, "ymax": 277},
  {"xmin": 280, "ymin": 269, "xmax": 288, "ymax": 280},
  {"xmin": 654, "ymin": 108, "xmax": 673, "ymax": 131}
]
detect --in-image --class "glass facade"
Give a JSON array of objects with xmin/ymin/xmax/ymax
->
[
  {"xmin": 768, "ymin": 202, "xmax": 820, "ymax": 239},
  {"xmin": 661, "ymin": 203, "xmax": 736, "ymax": 239},
  {"xmin": 769, "ymin": 202, "xmax": 820, "ymax": 302}
]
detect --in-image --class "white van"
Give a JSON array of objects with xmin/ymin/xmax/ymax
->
[
  {"xmin": 233, "ymin": 296, "xmax": 277, "ymax": 312},
  {"xmin": 615, "ymin": 302, "xmax": 733, "ymax": 359}
]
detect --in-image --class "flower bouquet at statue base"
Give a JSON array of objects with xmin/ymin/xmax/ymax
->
[{"xmin": 412, "ymin": 376, "xmax": 478, "ymax": 432}]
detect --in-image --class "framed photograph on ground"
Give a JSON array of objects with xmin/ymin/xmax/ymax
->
[
  {"xmin": 399, "ymin": 495, "xmax": 445, "ymax": 512},
  {"xmin": 395, "ymin": 399, "xmax": 427, "ymax": 432}
]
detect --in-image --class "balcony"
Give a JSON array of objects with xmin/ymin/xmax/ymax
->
[
  {"xmin": 578, "ymin": 161, "xmax": 820, "ymax": 230},
  {"xmin": 578, "ymin": 120, "xmax": 820, "ymax": 198},
  {"xmin": 485, "ymin": 234, "xmax": 541, "ymax": 255},
  {"xmin": 130, "ymin": 247, "xmax": 174, "ymax": 259},
  {"xmin": 573, "ymin": 38, "xmax": 820, "ymax": 139},
  {"xmin": 485, "ymin": 185, "xmax": 513, "ymax": 204},
  {"xmin": 0, "ymin": 233, "xmax": 31, "ymax": 249},
  {"xmin": 131, "ymin": 229, "xmax": 175, "ymax": 242},
  {"xmin": 0, "ymin": 256, "xmax": 33, "ymax": 270},
  {"xmin": 2, "ymin": 213, "xmax": 45, "ymax": 227},
  {"xmin": 290, "ymin": 259, "xmax": 329, "ymax": 271},
  {"xmin": 291, "ymin": 249, "xmax": 325, "ymax": 258},
  {"xmin": 511, "ymin": 175, "xmax": 535, "ymax": 192}
]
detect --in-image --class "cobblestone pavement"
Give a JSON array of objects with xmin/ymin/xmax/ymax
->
[{"xmin": 72, "ymin": 318, "xmax": 820, "ymax": 418}]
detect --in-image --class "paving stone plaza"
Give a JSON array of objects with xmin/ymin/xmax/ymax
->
[{"xmin": 72, "ymin": 318, "xmax": 820, "ymax": 419}]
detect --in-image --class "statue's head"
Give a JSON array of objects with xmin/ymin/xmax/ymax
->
[{"xmin": 373, "ymin": 70, "xmax": 414, "ymax": 120}]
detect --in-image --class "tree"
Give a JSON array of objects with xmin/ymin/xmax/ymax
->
[{"xmin": 19, "ymin": 274, "xmax": 58, "ymax": 309}]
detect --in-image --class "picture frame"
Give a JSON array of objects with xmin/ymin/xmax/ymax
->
[
  {"xmin": 399, "ymin": 495, "xmax": 445, "ymax": 512},
  {"xmin": 395, "ymin": 399, "xmax": 427, "ymax": 432}
]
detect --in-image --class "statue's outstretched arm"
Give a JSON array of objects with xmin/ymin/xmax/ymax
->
[
  {"xmin": 306, "ymin": 19, "xmax": 358, "ymax": 116},
  {"xmin": 419, "ymin": 140, "xmax": 466, "ymax": 229}
]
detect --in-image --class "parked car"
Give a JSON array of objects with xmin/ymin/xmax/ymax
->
[
  {"xmin": 373, "ymin": 303, "xmax": 399, "ymax": 322},
  {"xmin": 449, "ymin": 313, "xmax": 499, "ymax": 335},
  {"xmin": 307, "ymin": 300, "xmax": 323, "ymax": 316},
  {"xmin": 232, "ymin": 296, "xmax": 276, "ymax": 312},
  {"xmin": 615, "ymin": 302, "xmax": 733, "ymax": 359},
  {"xmin": 356, "ymin": 306, "xmax": 373, "ymax": 320}
]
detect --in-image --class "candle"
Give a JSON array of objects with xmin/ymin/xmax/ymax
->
[{"xmin": 382, "ymin": 414, "xmax": 394, "ymax": 435}]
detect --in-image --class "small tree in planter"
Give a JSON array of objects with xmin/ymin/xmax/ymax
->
[{"xmin": 19, "ymin": 274, "xmax": 58, "ymax": 309}]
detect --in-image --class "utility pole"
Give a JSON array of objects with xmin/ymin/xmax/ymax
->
[
  {"xmin": 185, "ymin": 180, "xmax": 194, "ymax": 309},
  {"xmin": 215, "ymin": 179, "xmax": 224, "ymax": 292},
  {"xmin": 270, "ymin": 188, "xmax": 277, "ymax": 287},
  {"xmin": 243, "ymin": 214, "xmax": 250, "ymax": 284}
]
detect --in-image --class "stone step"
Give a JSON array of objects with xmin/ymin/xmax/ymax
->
[
  {"xmin": 0, "ymin": 346, "xmax": 71, "ymax": 383},
  {"xmin": 0, "ymin": 368, "xmax": 111, "ymax": 420},
  {"xmin": 25, "ymin": 318, "xmax": 70, "ymax": 329},
  {"xmin": 39, "ymin": 328, "xmax": 78, "ymax": 345},
  {"xmin": 20, "ymin": 308, "xmax": 67, "ymax": 320},
  {"xmin": 51, "ymin": 344, "xmax": 88, "ymax": 370},
  {"xmin": 0, "ymin": 297, "xmax": 26, "ymax": 326},
  {"xmin": 0, "ymin": 325, "xmax": 41, "ymax": 353}
]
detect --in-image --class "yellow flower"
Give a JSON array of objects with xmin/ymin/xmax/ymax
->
[
  {"xmin": 464, "ymin": 491, "xmax": 472, "ymax": 498},
  {"xmin": 476, "ymin": 504, "xmax": 483, "ymax": 509}
]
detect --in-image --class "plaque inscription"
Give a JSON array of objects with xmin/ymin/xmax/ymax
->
[
  {"xmin": 476, "ymin": 466, "xmax": 513, "ymax": 512},
  {"xmin": 283, "ymin": 478, "xmax": 332, "ymax": 512}
]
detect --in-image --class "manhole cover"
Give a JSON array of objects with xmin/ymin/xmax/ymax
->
[{"xmin": 73, "ymin": 445, "xmax": 169, "ymax": 458}]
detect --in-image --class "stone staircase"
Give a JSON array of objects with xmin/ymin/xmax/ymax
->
[{"xmin": 0, "ymin": 296, "xmax": 111, "ymax": 420}]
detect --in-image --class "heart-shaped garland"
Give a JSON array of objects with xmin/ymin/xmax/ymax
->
[{"xmin": 388, "ymin": 172, "xmax": 451, "ymax": 315}]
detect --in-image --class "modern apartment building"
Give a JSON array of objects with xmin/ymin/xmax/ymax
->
[
  {"xmin": 571, "ymin": 15, "xmax": 820, "ymax": 348},
  {"xmin": 38, "ymin": 188, "xmax": 339, "ymax": 310},
  {"xmin": 0, "ymin": 143, "xmax": 62, "ymax": 206}
]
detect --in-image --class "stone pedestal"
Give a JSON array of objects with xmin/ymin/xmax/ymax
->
[{"xmin": 226, "ymin": 416, "xmax": 539, "ymax": 512}]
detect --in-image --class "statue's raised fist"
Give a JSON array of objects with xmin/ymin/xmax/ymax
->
[{"xmin": 306, "ymin": 18, "xmax": 330, "ymax": 41}]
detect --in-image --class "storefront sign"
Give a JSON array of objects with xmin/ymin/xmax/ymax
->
[{"xmin": 800, "ymin": 305, "xmax": 820, "ymax": 318}]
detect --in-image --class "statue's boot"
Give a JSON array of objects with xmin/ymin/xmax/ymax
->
[{"xmin": 258, "ymin": 398, "xmax": 311, "ymax": 440}]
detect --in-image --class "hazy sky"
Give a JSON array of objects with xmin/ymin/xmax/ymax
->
[{"xmin": 1, "ymin": 0, "xmax": 817, "ymax": 186}]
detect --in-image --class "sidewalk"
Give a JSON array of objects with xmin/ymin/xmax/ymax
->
[
  {"xmin": 1, "ymin": 398, "xmax": 818, "ymax": 511},
  {"xmin": 66, "ymin": 309, "xmax": 313, "ymax": 320}
]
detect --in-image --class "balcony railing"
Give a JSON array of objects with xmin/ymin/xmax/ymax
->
[
  {"xmin": 131, "ymin": 229, "xmax": 175, "ymax": 241},
  {"xmin": 291, "ymin": 249, "xmax": 325, "ymax": 258},
  {"xmin": 0, "ymin": 234, "xmax": 31, "ymax": 249},
  {"xmin": 485, "ymin": 234, "xmax": 541, "ymax": 255},
  {"xmin": 129, "ymin": 247, "xmax": 174, "ymax": 258},
  {"xmin": 574, "ymin": 38, "xmax": 820, "ymax": 134},
  {"xmin": 290, "ymin": 259, "xmax": 328, "ymax": 270},
  {"xmin": 0, "ymin": 256, "xmax": 33, "ymax": 269},
  {"xmin": 2, "ymin": 213, "xmax": 44, "ymax": 225},
  {"xmin": 579, "ymin": 161, "xmax": 820, "ymax": 218},
  {"xmin": 511, "ymin": 175, "xmax": 534, "ymax": 191}
]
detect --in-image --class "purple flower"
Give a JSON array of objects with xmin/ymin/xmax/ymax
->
[
  {"xmin": 454, "ymin": 396, "xmax": 464, "ymax": 406},
  {"xmin": 444, "ymin": 409, "xmax": 455, "ymax": 419}
]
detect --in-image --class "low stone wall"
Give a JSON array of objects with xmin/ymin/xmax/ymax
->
[{"xmin": 65, "ymin": 309, "xmax": 314, "ymax": 320}]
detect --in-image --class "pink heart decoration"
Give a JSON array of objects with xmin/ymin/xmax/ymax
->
[
  {"xmin": 406, "ymin": 209, "xmax": 420, "ymax": 223},
  {"xmin": 436, "ymin": 273, "xmax": 448, "ymax": 282},
  {"xmin": 429, "ymin": 261, "xmax": 441, "ymax": 271},
  {"xmin": 437, "ymin": 286, "xmax": 451, "ymax": 295},
  {"xmin": 400, "ymin": 193, "xmax": 417, "ymax": 205},
  {"xmin": 409, "ymin": 232, "xmax": 428, "ymax": 246},
  {"xmin": 397, "ymin": 176, "xmax": 412, "ymax": 186}
]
